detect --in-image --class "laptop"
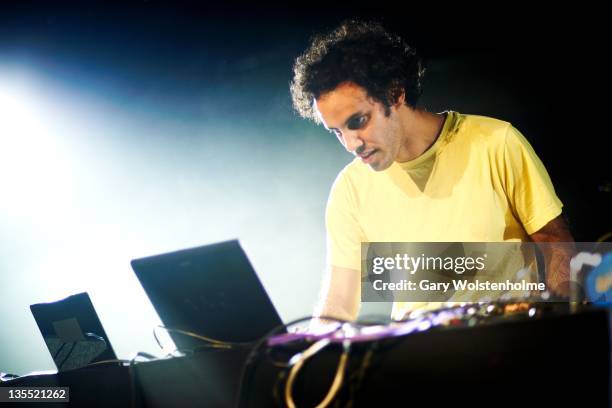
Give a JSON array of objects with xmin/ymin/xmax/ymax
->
[
  {"xmin": 30, "ymin": 292, "xmax": 117, "ymax": 371},
  {"xmin": 130, "ymin": 240, "xmax": 284, "ymax": 350}
]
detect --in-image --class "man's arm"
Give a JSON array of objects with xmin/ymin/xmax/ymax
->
[
  {"xmin": 529, "ymin": 214, "xmax": 575, "ymax": 296},
  {"xmin": 314, "ymin": 265, "xmax": 361, "ymax": 322}
]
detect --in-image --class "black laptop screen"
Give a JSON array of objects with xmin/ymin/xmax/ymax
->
[{"xmin": 130, "ymin": 240, "xmax": 283, "ymax": 348}]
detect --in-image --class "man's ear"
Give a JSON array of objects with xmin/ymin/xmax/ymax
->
[
  {"xmin": 388, "ymin": 85, "xmax": 405, "ymax": 108},
  {"xmin": 393, "ymin": 89, "xmax": 406, "ymax": 107}
]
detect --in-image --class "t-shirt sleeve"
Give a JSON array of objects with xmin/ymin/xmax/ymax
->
[
  {"xmin": 325, "ymin": 171, "xmax": 365, "ymax": 271},
  {"xmin": 500, "ymin": 125, "xmax": 563, "ymax": 235}
]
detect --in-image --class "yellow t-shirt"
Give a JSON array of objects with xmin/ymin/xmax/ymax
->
[{"xmin": 325, "ymin": 111, "xmax": 563, "ymax": 319}]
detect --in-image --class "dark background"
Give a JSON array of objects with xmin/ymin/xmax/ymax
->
[{"xmin": 1, "ymin": 1, "xmax": 608, "ymax": 240}]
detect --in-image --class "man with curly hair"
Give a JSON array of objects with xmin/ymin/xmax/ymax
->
[{"xmin": 290, "ymin": 20, "xmax": 573, "ymax": 321}]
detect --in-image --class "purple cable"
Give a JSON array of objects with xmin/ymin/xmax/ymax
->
[{"xmin": 267, "ymin": 318, "xmax": 428, "ymax": 347}]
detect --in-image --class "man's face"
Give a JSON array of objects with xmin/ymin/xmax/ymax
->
[{"xmin": 313, "ymin": 81, "xmax": 403, "ymax": 171}]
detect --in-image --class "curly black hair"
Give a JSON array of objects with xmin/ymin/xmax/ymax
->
[{"xmin": 290, "ymin": 20, "xmax": 425, "ymax": 123}]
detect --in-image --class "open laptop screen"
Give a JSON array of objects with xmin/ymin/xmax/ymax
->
[
  {"xmin": 30, "ymin": 292, "xmax": 116, "ymax": 371},
  {"xmin": 130, "ymin": 240, "xmax": 283, "ymax": 349}
]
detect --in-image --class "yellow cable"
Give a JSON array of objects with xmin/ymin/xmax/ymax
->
[
  {"xmin": 596, "ymin": 231, "xmax": 612, "ymax": 243},
  {"xmin": 153, "ymin": 325, "xmax": 252, "ymax": 354},
  {"xmin": 284, "ymin": 339, "xmax": 350, "ymax": 408}
]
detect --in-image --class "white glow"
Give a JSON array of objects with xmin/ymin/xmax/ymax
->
[
  {"xmin": 0, "ymin": 77, "xmax": 74, "ymax": 221},
  {"xmin": 0, "ymin": 64, "xmax": 332, "ymax": 376}
]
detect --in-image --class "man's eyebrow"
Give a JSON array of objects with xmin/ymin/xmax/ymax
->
[{"xmin": 327, "ymin": 111, "xmax": 365, "ymax": 131}]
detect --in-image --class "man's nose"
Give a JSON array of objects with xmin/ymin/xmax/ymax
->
[{"xmin": 343, "ymin": 131, "xmax": 365, "ymax": 155}]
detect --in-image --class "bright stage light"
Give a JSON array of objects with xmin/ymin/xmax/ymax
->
[{"xmin": 0, "ymin": 78, "xmax": 74, "ymax": 220}]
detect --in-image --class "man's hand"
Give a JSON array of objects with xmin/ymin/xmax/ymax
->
[{"xmin": 529, "ymin": 215, "xmax": 575, "ymax": 297}]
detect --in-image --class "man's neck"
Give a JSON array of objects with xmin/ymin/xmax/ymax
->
[{"xmin": 396, "ymin": 108, "xmax": 446, "ymax": 163}]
